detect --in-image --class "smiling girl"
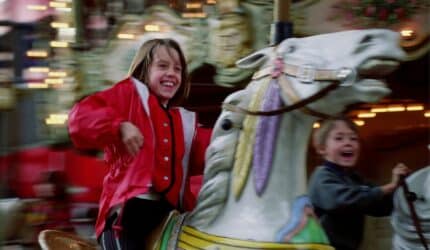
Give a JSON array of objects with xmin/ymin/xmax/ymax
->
[{"xmin": 68, "ymin": 38, "xmax": 211, "ymax": 250}]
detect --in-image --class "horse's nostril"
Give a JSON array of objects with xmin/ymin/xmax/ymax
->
[
  {"xmin": 360, "ymin": 35, "xmax": 373, "ymax": 44},
  {"xmin": 221, "ymin": 119, "xmax": 233, "ymax": 130}
]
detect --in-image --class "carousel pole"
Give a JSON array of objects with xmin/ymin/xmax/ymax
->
[{"xmin": 271, "ymin": 0, "xmax": 293, "ymax": 45}]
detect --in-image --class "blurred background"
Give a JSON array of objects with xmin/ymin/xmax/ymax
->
[{"xmin": 0, "ymin": 0, "xmax": 428, "ymax": 249}]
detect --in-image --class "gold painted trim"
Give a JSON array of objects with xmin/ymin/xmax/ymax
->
[{"xmin": 178, "ymin": 226, "xmax": 334, "ymax": 250}]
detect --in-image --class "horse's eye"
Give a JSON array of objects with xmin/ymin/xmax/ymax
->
[{"xmin": 221, "ymin": 119, "xmax": 233, "ymax": 130}]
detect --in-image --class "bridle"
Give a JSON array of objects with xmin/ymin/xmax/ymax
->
[{"xmin": 222, "ymin": 56, "xmax": 356, "ymax": 118}]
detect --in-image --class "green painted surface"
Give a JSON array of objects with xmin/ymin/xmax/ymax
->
[{"xmin": 291, "ymin": 217, "xmax": 329, "ymax": 244}]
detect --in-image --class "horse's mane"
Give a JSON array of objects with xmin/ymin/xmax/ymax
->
[{"xmin": 187, "ymin": 89, "xmax": 249, "ymax": 227}]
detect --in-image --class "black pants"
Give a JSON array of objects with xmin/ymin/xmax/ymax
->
[{"xmin": 99, "ymin": 198, "xmax": 174, "ymax": 250}]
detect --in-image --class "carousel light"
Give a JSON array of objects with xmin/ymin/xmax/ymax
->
[
  {"xmin": 357, "ymin": 112, "xmax": 376, "ymax": 118},
  {"xmin": 370, "ymin": 107, "xmax": 388, "ymax": 113},
  {"xmin": 27, "ymin": 4, "xmax": 47, "ymax": 10},
  {"xmin": 424, "ymin": 111, "xmax": 430, "ymax": 118},
  {"xmin": 50, "ymin": 22, "xmax": 70, "ymax": 28},
  {"xmin": 182, "ymin": 12, "xmax": 207, "ymax": 18},
  {"xmin": 207, "ymin": 0, "xmax": 216, "ymax": 4},
  {"xmin": 48, "ymin": 71, "xmax": 67, "ymax": 77},
  {"xmin": 186, "ymin": 3, "xmax": 203, "ymax": 9},
  {"xmin": 45, "ymin": 113, "xmax": 68, "ymax": 125},
  {"xmin": 26, "ymin": 50, "xmax": 48, "ymax": 58},
  {"xmin": 50, "ymin": 41, "xmax": 69, "ymax": 48},
  {"xmin": 27, "ymin": 83, "xmax": 49, "ymax": 89},
  {"xmin": 55, "ymin": 7, "xmax": 72, "ymax": 12},
  {"xmin": 58, "ymin": 27, "xmax": 76, "ymax": 40},
  {"xmin": 406, "ymin": 104, "xmax": 424, "ymax": 111},
  {"xmin": 387, "ymin": 105, "xmax": 405, "ymax": 112},
  {"xmin": 353, "ymin": 119, "xmax": 365, "ymax": 126},
  {"xmin": 400, "ymin": 28, "xmax": 415, "ymax": 40},
  {"xmin": 49, "ymin": 1, "xmax": 68, "ymax": 8},
  {"xmin": 44, "ymin": 78, "xmax": 64, "ymax": 85},
  {"xmin": 117, "ymin": 33, "xmax": 135, "ymax": 39},
  {"xmin": 312, "ymin": 122, "xmax": 320, "ymax": 129},
  {"xmin": 29, "ymin": 67, "xmax": 50, "ymax": 73},
  {"xmin": 144, "ymin": 24, "xmax": 160, "ymax": 32}
]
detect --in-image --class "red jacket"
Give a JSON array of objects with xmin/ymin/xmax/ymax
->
[{"xmin": 68, "ymin": 78, "xmax": 211, "ymax": 236}]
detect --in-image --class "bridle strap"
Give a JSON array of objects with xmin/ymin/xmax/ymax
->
[
  {"xmin": 401, "ymin": 181, "xmax": 429, "ymax": 250},
  {"xmin": 277, "ymin": 74, "xmax": 333, "ymax": 119},
  {"xmin": 223, "ymin": 57, "xmax": 349, "ymax": 117},
  {"xmin": 223, "ymin": 79, "xmax": 341, "ymax": 116},
  {"xmin": 252, "ymin": 62, "xmax": 351, "ymax": 82}
]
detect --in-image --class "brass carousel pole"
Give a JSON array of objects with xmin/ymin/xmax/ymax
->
[{"xmin": 271, "ymin": 0, "xmax": 293, "ymax": 45}]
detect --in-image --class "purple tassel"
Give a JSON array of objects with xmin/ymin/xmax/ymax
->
[{"xmin": 253, "ymin": 80, "xmax": 282, "ymax": 195}]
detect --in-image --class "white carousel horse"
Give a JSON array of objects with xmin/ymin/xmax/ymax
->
[
  {"xmin": 39, "ymin": 29, "xmax": 406, "ymax": 250},
  {"xmin": 392, "ymin": 166, "xmax": 430, "ymax": 250},
  {"xmin": 177, "ymin": 29, "xmax": 406, "ymax": 249}
]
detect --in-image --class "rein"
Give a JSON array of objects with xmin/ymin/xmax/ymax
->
[
  {"xmin": 223, "ymin": 78, "xmax": 339, "ymax": 117},
  {"xmin": 223, "ymin": 57, "xmax": 354, "ymax": 118},
  {"xmin": 401, "ymin": 180, "xmax": 429, "ymax": 250}
]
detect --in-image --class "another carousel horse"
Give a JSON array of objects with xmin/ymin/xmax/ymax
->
[
  {"xmin": 392, "ymin": 166, "xmax": 430, "ymax": 250},
  {"xmin": 38, "ymin": 29, "xmax": 406, "ymax": 250}
]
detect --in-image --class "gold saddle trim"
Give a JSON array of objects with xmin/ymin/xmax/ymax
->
[{"xmin": 178, "ymin": 226, "xmax": 334, "ymax": 250}]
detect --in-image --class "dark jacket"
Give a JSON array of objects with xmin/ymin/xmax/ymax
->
[{"xmin": 307, "ymin": 161, "xmax": 393, "ymax": 250}]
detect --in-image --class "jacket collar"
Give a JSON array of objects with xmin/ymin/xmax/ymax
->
[
  {"xmin": 131, "ymin": 77, "xmax": 150, "ymax": 115},
  {"xmin": 323, "ymin": 160, "xmax": 353, "ymax": 176}
]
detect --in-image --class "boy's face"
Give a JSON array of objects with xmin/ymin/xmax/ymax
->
[
  {"xmin": 318, "ymin": 121, "xmax": 360, "ymax": 167},
  {"xmin": 147, "ymin": 46, "xmax": 182, "ymax": 105}
]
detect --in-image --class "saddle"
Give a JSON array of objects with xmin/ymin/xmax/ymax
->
[
  {"xmin": 146, "ymin": 210, "xmax": 179, "ymax": 250},
  {"xmin": 38, "ymin": 229, "xmax": 97, "ymax": 250},
  {"xmin": 37, "ymin": 210, "xmax": 179, "ymax": 250}
]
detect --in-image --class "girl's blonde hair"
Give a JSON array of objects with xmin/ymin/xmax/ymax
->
[
  {"xmin": 312, "ymin": 116, "xmax": 359, "ymax": 151},
  {"xmin": 128, "ymin": 38, "xmax": 189, "ymax": 106}
]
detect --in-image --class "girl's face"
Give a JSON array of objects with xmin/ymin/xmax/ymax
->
[
  {"xmin": 318, "ymin": 120, "xmax": 360, "ymax": 168},
  {"xmin": 147, "ymin": 46, "xmax": 182, "ymax": 105}
]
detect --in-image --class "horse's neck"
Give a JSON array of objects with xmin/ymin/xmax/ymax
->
[
  {"xmin": 230, "ymin": 110, "xmax": 315, "ymax": 207},
  {"xmin": 268, "ymin": 113, "xmax": 314, "ymax": 199},
  {"xmin": 194, "ymin": 112, "xmax": 316, "ymax": 240}
]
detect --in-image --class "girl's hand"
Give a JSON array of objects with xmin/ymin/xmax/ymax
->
[
  {"xmin": 391, "ymin": 163, "xmax": 411, "ymax": 187},
  {"xmin": 119, "ymin": 121, "xmax": 144, "ymax": 156}
]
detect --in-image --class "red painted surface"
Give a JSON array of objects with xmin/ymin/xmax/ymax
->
[
  {"xmin": 0, "ymin": 146, "xmax": 203, "ymax": 203},
  {"xmin": 0, "ymin": 146, "xmax": 108, "ymax": 203}
]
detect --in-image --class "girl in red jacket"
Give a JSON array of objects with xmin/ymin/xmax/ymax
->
[{"xmin": 68, "ymin": 38, "xmax": 212, "ymax": 250}]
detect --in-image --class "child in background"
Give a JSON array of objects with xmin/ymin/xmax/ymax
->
[
  {"xmin": 307, "ymin": 117, "xmax": 410, "ymax": 250},
  {"xmin": 68, "ymin": 38, "xmax": 211, "ymax": 250}
]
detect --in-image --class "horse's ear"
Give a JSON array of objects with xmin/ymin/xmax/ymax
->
[{"xmin": 235, "ymin": 47, "xmax": 273, "ymax": 69}]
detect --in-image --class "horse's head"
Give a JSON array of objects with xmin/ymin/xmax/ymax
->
[{"xmin": 236, "ymin": 29, "xmax": 406, "ymax": 116}]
